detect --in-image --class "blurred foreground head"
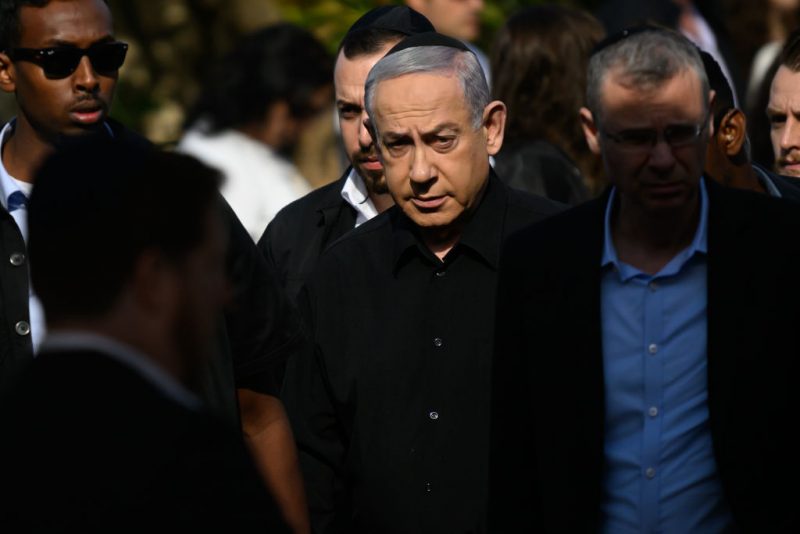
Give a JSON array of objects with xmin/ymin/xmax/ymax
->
[{"xmin": 29, "ymin": 136, "xmax": 228, "ymax": 384}]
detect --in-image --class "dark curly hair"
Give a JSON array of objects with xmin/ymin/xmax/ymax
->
[
  {"xmin": 491, "ymin": 5, "xmax": 605, "ymax": 186},
  {"xmin": 0, "ymin": 0, "xmax": 108, "ymax": 51}
]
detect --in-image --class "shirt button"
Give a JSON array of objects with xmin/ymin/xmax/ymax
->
[
  {"xmin": 648, "ymin": 343, "xmax": 658, "ymax": 355},
  {"xmin": 425, "ymin": 482, "xmax": 432, "ymax": 492},
  {"xmin": 15, "ymin": 320, "xmax": 30, "ymax": 336},
  {"xmin": 433, "ymin": 337, "xmax": 443, "ymax": 348},
  {"xmin": 648, "ymin": 406, "xmax": 659, "ymax": 417},
  {"xmin": 649, "ymin": 281, "xmax": 658, "ymax": 291},
  {"xmin": 435, "ymin": 270, "xmax": 446, "ymax": 278},
  {"xmin": 428, "ymin": 411, "xmax": 439, "ymax": 420},
  {"xmin": 9, "ymin": 252, "xmax": 25, "ymax": 266},
  {"xmin": 645, "ymin": 467, "xmax": 656, "ymax": 479}
]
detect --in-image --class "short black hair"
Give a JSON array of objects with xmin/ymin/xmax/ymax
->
[
  {"xmin": 28, "ymin": 135, "xmax": 224, "ymax": 323},
  {"xmin": 184, "ymin": 23, "xmax": 332, "ymax": 132},
  {"xmin": 780, "ymin": 28, "xmax": 800, "ymax": 72},
  {"xmin": 339, "ymin": 6, "xmax": 434, "ymax": 59},
  {"xmin": 0, "ymin": 0, "xmax": 108, "ymax": 51},
  {"xmin": 699, "ymin": 49, "xmax": 734, "ymax": 133}
]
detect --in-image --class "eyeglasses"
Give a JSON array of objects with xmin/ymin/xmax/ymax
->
[
  {"xmin": 601, "ymin": 113, "xmax": 710, "ymax": 153},
  {"xmin": 6, "ymin": 41, "xmax": 128, "ymax": 79}
]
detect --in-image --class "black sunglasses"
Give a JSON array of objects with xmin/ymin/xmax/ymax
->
[{"xmin": 6, "ymin": 41, "xmax": 128, "ymax": 79}]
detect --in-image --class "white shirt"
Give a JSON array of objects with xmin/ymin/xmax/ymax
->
[
  {"xmin": 340, "ymin": 167, "xmax": 379, "ymax": 228},
  {"xmin": 178, "ymin": 126, "xmax": 312, "ymax": 241},
  {"xmin": 42, "ymin": 330, "xmax": 201, "ymax": 409},
  {"xmin": 0, "ymin": 119, "xmax": 46, "ymax": 352}
]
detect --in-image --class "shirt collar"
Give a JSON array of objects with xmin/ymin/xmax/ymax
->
[
  {"xmin": 601, "ymin": 177, "xmax": 709, "ymax": 281},
  {"xmin": 0, "ymin": 119, "xmax": 20, "ymax": 211},
  {"xmin": 340, "ymin": 167, "xmax": 379, "ymax": 227},
  {"xmin": 391, "ymin": 170, "xmax": 506, "ymax": 271},
  {"xmin": 752, "ymin": 163, "xmax": 783, "ymax": 198},
  {"xmin": 41, "ymin": 330, "xmax": 202, "ymax": 410}
]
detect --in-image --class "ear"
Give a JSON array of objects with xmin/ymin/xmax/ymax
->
[
  {"xmin": 719, "ymin": 108, "xmax": 747, "ymax": 157},
  {"xmin": 0, "ymin": 51, "xmax": 16, "ymax": 94},
  {"xmin": 482, "ymin": 100, "xmax": 507, "ymax": 156},
  {"xmin": 579, "ymin": 107, "xmax": 601, "ymax": 155}
]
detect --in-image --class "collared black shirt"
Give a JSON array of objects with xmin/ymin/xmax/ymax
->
[{"xmin": 283, "ymin": 173, "xmax": 562, "ymax": 534}]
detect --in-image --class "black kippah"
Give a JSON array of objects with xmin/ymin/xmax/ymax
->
[
  {"xmin": 346, "ymin": 6, "xmax": 434, "ymax": 37},
  {"xmin": 386, "ymin": 32, "xmax": 470, "ymax": 56}
]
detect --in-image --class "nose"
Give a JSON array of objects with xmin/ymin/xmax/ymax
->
[
  {"xmin": 358, "ymin": 111, "xmax": 374, "ymax": 150},
  {"xmin": 410, "ymin": 146, "xmax": 436, "ymax": 184},
  {"xmin": 72, "ymin": 55, "xmax": 99, "ymax": 93},
  {"xmin": 647, "ymin": 137, "xmax": 677, "ymax": 171},
  {"xmin": 780, "ymin": 116, "xmax": 800, "ymax": 151}
]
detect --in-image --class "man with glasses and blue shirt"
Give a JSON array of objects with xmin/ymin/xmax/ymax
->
[
  {"xmin": 0, "ymin": 0, "xmax": 126, "ymax": 392},
  {"xmin": 490, "ymin": 26, "xmax": 800, "ymax": 532}
]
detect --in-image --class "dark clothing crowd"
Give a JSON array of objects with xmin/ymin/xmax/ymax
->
[{"xmin": 2, "ymin": 1, "xmax": 800, "ymax": 533}]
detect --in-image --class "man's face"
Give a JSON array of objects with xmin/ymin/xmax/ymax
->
[
  {"xmin": 371, "ymin": 71, "xmax": 503, "ymax": 231},
  {"xmin": 582, "ymin": 67, "xmax": 711, "ymax": 216},
  {"xmin": 334, "ymin": 44, "xmax": 397, "ymax": 194},
  {"xmin": 408, "ymin": 0, "xmax": 483, "ymax": 42},
  {"xmin": 172, "ymin": 208, "xmax": 230, "ymax": 388},
  {"xmin": 767, "ymin": 65, "xmax": 800, "ymax": 177},
  {"xmin": 0, "ymin": 0, "xmax": 119, "ymax": 140}
]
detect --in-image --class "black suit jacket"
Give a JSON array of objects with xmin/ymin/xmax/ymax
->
[
  {"xmin": 258, "ymin": 170, "xmax": 356, "ymax": 302},
  {"xmin": 0, "ymin": 347, "xmax": 289, "ymax": 532},
  {"xmin": 490, "ymin": 180, "xmax": 800, "ymax": 532}
]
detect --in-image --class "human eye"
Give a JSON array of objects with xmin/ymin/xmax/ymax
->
[
  {"xmin": 432, "ymin": 135, "xmax": 456, "ymax": 151},
  {"xmin": 616, "ymin": 129, "xmax": 654, "ymax": 146},
  {"xmin": 768, "ymin": 112, "xmax": 786, "ymax": 129},
  {"xmin": 337, "ymin": 104, "xmax": 361, "ymax": 120},
  {"xmin": 665, "ymin": 124, "xmax": 699, "ymax": 146},
  {"xmin": 384, "ymin": 137, "xmax": 411, "ymax": 157}
]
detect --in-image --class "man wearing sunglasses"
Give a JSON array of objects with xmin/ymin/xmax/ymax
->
[
  {"xmin": 490, "ymin": 26, "xmax": 800, "ymax": 532},
  {"xmin": 0, "ymin": 0, "xmax": 124, "ymax": 389}
]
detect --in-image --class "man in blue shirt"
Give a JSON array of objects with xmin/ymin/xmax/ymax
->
[{"xmin": 490, "ymin": 26, "xmax": 800, "ymax": 533}]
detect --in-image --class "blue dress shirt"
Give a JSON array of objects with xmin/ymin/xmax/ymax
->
[{"xmin": 600, "ymin": 180, "xmax": 734, "ymax": 533}]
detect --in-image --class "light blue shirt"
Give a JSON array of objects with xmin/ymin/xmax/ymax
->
[{"xmin": 600, "ymin": 179, "xmax": 734, "ymax": 533}]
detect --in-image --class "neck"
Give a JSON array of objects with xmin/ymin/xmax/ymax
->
[
  {"xmin": 612, "ymin": 190, "xmax": 701, "ymax": 275},
  {"xmin": 422, "ymin": 226, "xmax": 462, "ymax": 261},
  {"xmin": 369, "ymin": 191, "xmax": 394, "ymax": 214},
  {"xmin": 723, "ymin": 164, "xmax": 766, "ymax": 194},
  {"xmin": 2, "ymin": 116, "xmax": 57, "ymax": 183}
]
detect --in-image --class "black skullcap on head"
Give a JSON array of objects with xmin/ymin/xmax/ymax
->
[
  {"xmin": 386, "ymin": 32, "xmax": 470, "ymax": 56},
  {"xmin": 346, "ymin": 5, "xmax": 435, "ymax": 37}
]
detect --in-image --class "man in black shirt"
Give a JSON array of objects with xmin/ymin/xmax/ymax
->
[
  {"xmin": 259, "ymin": 6, "xmax": 434, "ymax": 301},
  {"xmin": 282, "ymin": 33, "xmax": 561, "ymax": 533}
]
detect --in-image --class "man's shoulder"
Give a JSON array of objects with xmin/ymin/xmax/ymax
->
[
  {"xmin": 271, "ymin": 177, "xmax": 346, "ymax": 225},
  {"xmin": 504, "ymin": 184, "xmax": 568, "ymax": 227}
]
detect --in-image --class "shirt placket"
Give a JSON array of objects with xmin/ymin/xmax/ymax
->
[{"xmin": 641, "ymin": 276, "xmax": 664, "ymax": 533}]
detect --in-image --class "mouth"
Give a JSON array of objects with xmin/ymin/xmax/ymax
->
[
  {"xmin": 69, "ymin": 102, "xmax": 106, "ymax": 125},
  {"xmin": 359, "ymin": 157, "xmax": 383, "ymax": 172},
  {"xmin": 411, "ymin": 195, "xmax": 447, "ymax": 210},
  {"xmin": 778, "ymin": 160, "xmax": 800, "ymax": 175}
]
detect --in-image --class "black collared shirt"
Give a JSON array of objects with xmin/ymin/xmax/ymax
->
[{"xmin": 283, "ymin": 173, "xmax": 562, "ymax": 533}]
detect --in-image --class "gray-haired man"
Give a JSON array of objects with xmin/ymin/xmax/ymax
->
[
  {"xmin": 491, "ymin": 25, "xmax": 800, "ymax": 532},
  {"xmin": 282, "ymin": 32, "xmax": 561, "ymax": 533}
]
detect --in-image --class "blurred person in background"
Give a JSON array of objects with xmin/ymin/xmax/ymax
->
[
  {"xmin": 404, "ymin": 0, "xmax": 491, "ymax": 84},
  {"xmin": 259, "ymin": 6, "xmax": 434, "ymax": 301},
  {"xmin": 701, "ymin": 48, "xmax": 800, "ymax": 198},
  {"xmin": 766, "ymin": 29, "xmax": 800, "ymax": 178},
  {"xmin": 180, "ymin": 23, "xmax": 333, "ymax": 241},
  {"xmin": 490, "ymin": 4, "xmax": 604, "ymax": 202}
]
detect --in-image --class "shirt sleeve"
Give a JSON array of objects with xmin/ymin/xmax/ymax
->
[{"xmin": 221, "ymin": 198, "xmax": 306, "ymax": 396}]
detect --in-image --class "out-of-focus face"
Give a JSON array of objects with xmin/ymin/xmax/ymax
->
[
  {"xmin": 370, "ymin": 71, "xmax": 504, "ymax": 233},
  {"xmin": 767, "ymin": 65, "xmax": 800, "ymax": 177},
  {"xmin": 0, "ymin": 0, "xmax": 120, "ymax": 141},
  {"xmin": 581, "ymin": 67, "xmax": 712, "ymax": 217},
  {"xmin": 334, "ymin": 43, "xmax": 398, "ymax": 194},
  {"xmin": 407, "ymin": 0, "xmax": 484, "ymax": 42}
]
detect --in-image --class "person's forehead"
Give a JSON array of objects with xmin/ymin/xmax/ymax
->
[
  {"xmin": 599, "ymin": 67, "xmax": 705, "ymax": 122},
  {"xmin": 334, "ymin": 47, "xmax": 394, "ymax": 94},
  {"xmin": 373, "ymin": 71, "xmax": 467, "ymax": 127},
  {"xmin": 18, "ymin": 0, "xmax": 113, "ymax": 48},
  {"xmin": 770, "ymin": 66, "xmax": 800, "ymax": 104}
]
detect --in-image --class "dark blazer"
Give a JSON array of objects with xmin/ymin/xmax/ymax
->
[
  {"xmin": 258, "ymin": 170, "xmax": 356, "ymax": 301},
  {"xmin": 0, "ymin": 347, "xmax": 289, "ymax": 532},
  {"xmin": 490, "ymin": 179, "xmax": 800, "ymax": 532}
]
